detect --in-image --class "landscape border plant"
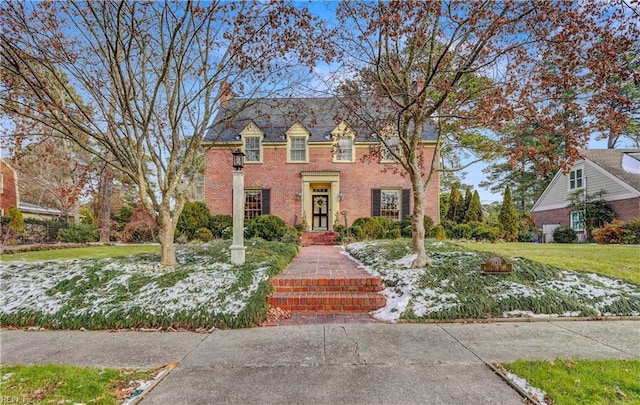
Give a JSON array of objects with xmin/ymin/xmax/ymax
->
[
  {"xmin": 0, "ymin": 240, "xmax": 299, "ymax": 330},
  {"xmin": 345, "ymin": 239, "xmax": 640, "ymax": 322}
]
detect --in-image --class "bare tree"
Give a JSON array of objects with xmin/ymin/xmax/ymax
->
[
  {"xmin": 1, "ymin": 1, "xmax": 332, "ymax": 265},
  {"xmin": 334, "ymin": 1, "xmax": 638, "ymax": 267}
]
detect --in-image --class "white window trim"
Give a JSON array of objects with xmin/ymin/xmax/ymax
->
[
  {"xmin": 331, "ymin": 122, "xmax": 355, "ymax": 163},
  {"xmin": 240, "ymin": 122, "xmax": 264, "ymax": 164},
  {"xmin": 286, "ymin": 122, "xmax": 310, "ymax": 163},
  {"xmin": 570, "ymin": 210, "xmax": 584, "ymax": 231},
  {"xmin": 568, "ymin": 166, "xmax": 584, "ymax": 191},
  {"xmin": 380, "ymin": 188, "xmax": 401, "ymax": 220},
  {"xmin": 244, "ymin": 189, "xmax": 262, "ymax": 219},
  {"xmin": 380, "ymin": 125, "xmax": 401, "ymax": 163}
]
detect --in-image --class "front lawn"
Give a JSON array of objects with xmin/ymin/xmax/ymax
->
[
  {"xmin": 345, "ymin": 240, "xmax": 640, "ymax": 322},
  {"xmin": 0, "ymin": 364, "xmax": 155, "ymax": 404},
  {"xmin": 0, "ymin": 240, "xmax": 298, "ymax": 330},
  {"xmin": 1, "ymin": 244, "xmax": 161, "ymax": 262},
  {"xmin": 500, "ymin": 359, "xmax": 640, "ymax": 404},
  {"xmin": 457, "ymin": 242, "xmax": 640, "ymax": 284}
]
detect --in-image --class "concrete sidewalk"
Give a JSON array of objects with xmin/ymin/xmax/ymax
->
[{"xmin": 1, "ymin": 321, "xmax": 638, "ymax": 404}]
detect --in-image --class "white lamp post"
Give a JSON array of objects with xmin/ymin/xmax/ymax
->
[{"xmin": 230, "ymin": 149, "xmax": 246, "ymax": 265}]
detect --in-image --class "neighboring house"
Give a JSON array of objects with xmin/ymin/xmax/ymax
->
[
  {"xmin": 0, "ymin": 157, "xmax": 19, "ymax": 216},
  {"xmin": 202, "ymin": 97, "xmax": 440, "ymax": 231},
  {"xmin": 18, "ymin": 202, "xmax": 65, "ymax": 220},
  {"xmin": 532, "ymin": 149, "xmax": 640, "ymax": 240}
]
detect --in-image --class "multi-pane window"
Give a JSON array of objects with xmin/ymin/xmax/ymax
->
[
  {"xmin": 244, "ymin": 190, "xmax": 262, "ymax": 219},
  {"xmin": 290, "ymin": 137, "xmax": 307, "ymax": 162},
  {"xmin": 380, "ymin": 190, "xmax": 400, "ymax": 220},
  {"xmin": 245, "ymin": 137, "xmax": 261, "ymax": 162},
  {"xmin": 382, "ymin": 137, "xmax": 400, "ymax": 162},
  {"xmin": 569, "ymin": 168, "xmax": 583, "ymax": 190},
  {"xmin": 570, "ymin": 211, "xmax": 584, "ymax": 231},
  {"xmin": 335, "ymin": 136, "xmax": 353, "ymax": 161}
]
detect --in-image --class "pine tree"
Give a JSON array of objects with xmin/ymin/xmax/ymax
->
[
  {"xmin": 462, "ymin": 187, "xmax": 472, "ymax": 223},
  {"xmin": 465, "ymin": 191, "xmax": 483, "ymax": 223},
  {"xmin": 445, "ymin": 183, "xmax": 464, "ymax": 224},
  {"xmin": 498, "ymin": 185, "xmax": 518, "ymax": 241}
]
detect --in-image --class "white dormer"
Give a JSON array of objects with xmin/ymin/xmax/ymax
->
[
  {"xmin": 331, "ymin": 121, "xmax": 355, "ymax": 163},
  {"xmin": 286, "ymin": 122, "xmax": 310, "ymax": 163},
  {"xmin": 240, "ymin": 122, "xmax": 264, "ymax": 163}
]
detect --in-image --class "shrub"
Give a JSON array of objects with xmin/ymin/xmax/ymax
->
[
  {"xmin": 447, "ymin": 223, "xmax": 473, "ymax": 240},
  {"xmin": 434, "ymin": 224, "xmax": 446, "ymax": 240},
  {"xmin": 176, "ymin": 202, "xmax": 211, "ymax": 239},
  {"xmin": 553, "ymin": 226, "xmax": 576, "ymax": 243},
  {"xmin": 279, "ymin": 228, "xmax": 301, "ymax": 244},
  {"xmin": 592, "ymin": 220, "xmax": 626, "ymax": 244},
  {"xmin": 468, "ymin": 221, "xmax": 498, "ymax": 242},
  {"xmin": 123, "ymin": 222, "xmax": 156, "ymax": 243},
  {"xmin": 621, "ymin": 218, "xmax": 640, "ymax": 244},
  {"xmin": 251, "ymin": 215, "xmax": 288, "ymax": 241},
  {"xmin": 80, "ymin": 207, "xmax": 95, "ymax": 224},
  {"xmin": 194, "ymin": 227, "xmax": 213, "ymax": 242},
  {"xmin": 7, "ymin": 206, "xmax": 24, "ymax": 233},
  {"xmin": 351, "ymin": 216, "xmax": 398, "ymax": 240},
  {"xmin": 59, "ymin": 223, "xmax": 99, "ymax": 243},
  {"xmin": 399, "ymin": 215, "xmax": 434, "ymax": 238},
  {"xmin": 208, "ymin": 214, "xmax": 233, "ymax": 239}
]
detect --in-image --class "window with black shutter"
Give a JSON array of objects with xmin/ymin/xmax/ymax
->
[
  {"xmin": 371, "ymin": 189, "xmax": 381, "ymax": 216},
  {"xmin": 261, "ymin": 189, "xmax": 271, "ymax": 215}
]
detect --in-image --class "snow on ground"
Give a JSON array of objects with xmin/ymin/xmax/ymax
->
[
  {"xmin": 344, "ymin": 241, "xmax": 640, "ymax": 322},
  {"xmin": 503, "ymin": 371, "xmax": 550, "ymax": 404},
  {"xmin": 0, "ymin": 245, "xmax": 270, "ymax": 321}
]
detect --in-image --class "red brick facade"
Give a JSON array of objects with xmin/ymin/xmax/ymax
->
[
  {"xmin": 0, "ymin": 160, "xmax": 19, "ymax": 216},
  {"xmin": 533, "ymin": 198, "xmax": 640, "ymax": 229},
  {"xmin": 204, "ymin": 145, "xmax": 439, "ymax": 229}
]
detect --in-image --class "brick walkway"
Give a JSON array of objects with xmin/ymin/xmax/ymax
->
[{"xmin": 266, "ymin": 245, "xmax": 386, "ymax": 325}]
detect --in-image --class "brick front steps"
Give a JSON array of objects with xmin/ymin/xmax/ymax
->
[
  {"xmin": 268, "ymin": 246, "xmax": 386, "ymax": 313},
  {"xmin": 268, "ymin": 291, "xmax": 386, "ymax": 312},
  {"xmin": 301, "ymin": 232, "xmax": 337, "ymax": 246}
]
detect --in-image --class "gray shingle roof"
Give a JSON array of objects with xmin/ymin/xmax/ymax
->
[
  {"xmin": 582, "ymin": 149, "xmax": 640, "ymax": 192},
  {"xmin": 203, "ymin": 97, "xmax": 437, "ymax": 143}
]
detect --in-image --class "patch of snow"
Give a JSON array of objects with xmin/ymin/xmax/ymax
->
[
  {"xmin": 394, "ymin": 254, "xmax": 417, "ymax": 268},
  {"xmin": 504, "ymin": 371, "xmax": 550, "ymax": 404}
]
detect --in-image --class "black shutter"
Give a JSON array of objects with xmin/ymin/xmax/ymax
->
[
  {"xmin": 371, "ymin": 189, "xmax": 381, "ymax": 216},
  {"xmin": 262, "ymin": 189, "xmax": 271, "ymax": 215},
  {"xmin": 402, "ymin": 189, "xmax": 411, "ymax": 219}
]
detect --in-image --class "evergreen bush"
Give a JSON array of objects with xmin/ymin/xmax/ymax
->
[
  {"xmin": 59, "ymin": 223, "xmax": 99, "ymax": 243},
  {"xmin": 208, "ymin": 214, "xmax": 233, "ymax": 239},
  {"xmin": 434, "ymin": 224, "xmax": 446, "ymax": 240},
  {"xmin": 194, "ymin": 227, "xmax": 213, "ymax": 242},
  {"xmin": 251, "ymin": 214, "xmax": 288, "ymax": 241},
  {"xmin": 176, "ymin": 202, "xmax": 211, "ymax": 239},
  {"xmin": 498, "ymin": 186, "xmax": 519, "ymax": 241},
  {"xmin": 621, "ymin": 218, "xmax": 640, "ymax": 244},
  {"xmin": 553, "ymin": 226, "xmax": 576, "ymax": 243}
]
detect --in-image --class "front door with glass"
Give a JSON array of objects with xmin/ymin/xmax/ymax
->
[{"xmin": 312, "ymin": 195, "xmax": 329, "ymax": 231}]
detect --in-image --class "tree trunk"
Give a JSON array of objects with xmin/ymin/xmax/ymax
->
[
  {"xmin": 99, "ymin": 164, "xmax": 113, "ymax": 243},
  {"xmin": 157, "ymin": 211, "xmax": 177, "ymax": 266},
  {"xmin": 409, "ymin": 169, "xmax": 432, "ymax": 268}
]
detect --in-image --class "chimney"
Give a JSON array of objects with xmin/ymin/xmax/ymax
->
[{"xmin": 220, "ymin": 82, "xmax": 234, "ymax": 108}]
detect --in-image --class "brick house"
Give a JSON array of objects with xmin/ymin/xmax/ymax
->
[
  {"xmin": 203, "ymin": 97, "xmax": 440, "ymax": 231},
  {"xmin": 532, "ymin": 149, "xmax": 640, "ymax": 240},
  {"xmin": 0, "ymin": 157, "xmax": 19, "ymax": 217}
]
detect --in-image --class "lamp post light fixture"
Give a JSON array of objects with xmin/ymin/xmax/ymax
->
[
  {"xmin": 338, "ymin": 191, "xmax": 344, "ymax": 201},
  {"xmin": 232, "ymin": 148, "xmax": 245, "ymax": 170},
  {"xmin": 230, "ymin": 149, "xmax": 246, "ymax": 265}
]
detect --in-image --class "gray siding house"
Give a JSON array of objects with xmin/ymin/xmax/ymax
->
[{"xmin": 532, "ymin": 149, "xmax": 640, "ymax": 241}]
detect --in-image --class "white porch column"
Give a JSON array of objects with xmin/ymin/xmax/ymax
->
[{"xmin": 230, "ymin": 170, "xmax": 246, "ymax": 265}]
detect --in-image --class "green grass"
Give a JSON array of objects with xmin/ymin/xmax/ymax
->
[
  {"xmin": 457, "ymin": 242, "xmax": 640, "ymax": 284},
  {"xmin": 346, "ymin": 240, "xmax": 640, "ymax": 321},
  {"xmin": 0, "ymin": 364, "xmax": 154, "ymax": 404},
  {"xmin": 503, "ymin": 359, "xmax": 640, "ymax": 404},
  {"xmin": 0, "ymin": 240, "xmax": 299, "ymax": 330},
  {"xmin": 1, "ymin": 244, "xmax": 161, "ymax": 262}
]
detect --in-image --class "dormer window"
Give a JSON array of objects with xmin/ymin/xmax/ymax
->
[
  {"xmin": 331, "ymin": 122, "xmax": 355, "ymax": 163},
  {"xmin": 240, "ymin": 122, "xmax": 264, "ymax": 163},
  {"xmin": 286, "ymin": 122, "xmax": 310, "ymax": 163},
  {"xmin": 380, "ymin": 125, "xmax": 400, "ymax": 163}
]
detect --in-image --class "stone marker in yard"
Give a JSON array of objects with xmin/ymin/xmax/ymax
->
[{"xmin": 480, "ymin": 256, "xmax": 513, "ymax": 275}]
